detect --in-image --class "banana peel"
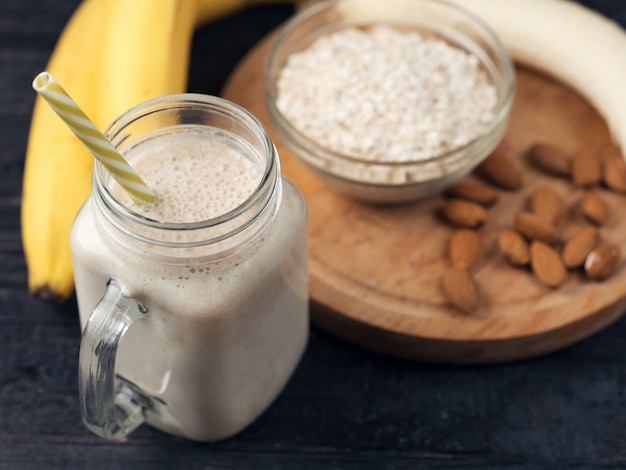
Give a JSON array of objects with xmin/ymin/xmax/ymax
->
[{"xmin": 95, "ymin": 0, "xmax": 198, "ymax": 128}]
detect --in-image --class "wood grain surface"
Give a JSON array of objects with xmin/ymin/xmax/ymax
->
[{"xmin": 222, "ymin": 32, "xmax": 626, "ymax": 364}]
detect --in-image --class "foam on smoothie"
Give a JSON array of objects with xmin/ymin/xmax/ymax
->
[{"xmin": 112, "ymin": 130, "xmax": 262, "ymax": 223}]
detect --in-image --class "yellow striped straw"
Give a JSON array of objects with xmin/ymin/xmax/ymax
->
[{"xmin": 32, "ymin": 71, "xmax": 157, "ymax": 205}]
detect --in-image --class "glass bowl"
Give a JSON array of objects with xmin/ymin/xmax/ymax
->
[{"xmin": 264, "ymin": 0, "xmax": 515, "ymax": 203}]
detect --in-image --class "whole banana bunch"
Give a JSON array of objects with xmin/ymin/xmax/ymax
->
[
  {"xmin": 22, "ymin": 0, "xmax": 304, "ymax": 303},
  {"xmin": 22, "ymin": 0, "xmax": 626, "ymax": 303}
]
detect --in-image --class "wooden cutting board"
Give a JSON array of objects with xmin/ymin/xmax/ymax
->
[{"xmin": 221, "ymin": 32, "xmax": 626, "ymax": 364}]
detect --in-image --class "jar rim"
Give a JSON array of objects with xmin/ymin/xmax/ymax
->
[{"xmin": 93, "ymin": 93, "xmax": 281, "ymax": 250}]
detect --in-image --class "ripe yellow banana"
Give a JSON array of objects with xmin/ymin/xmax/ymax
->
[
  {"xmin": 95, "ymin": 0, "xmax": 198, "ymax": 128},
  {"xmin": 21, "ymin": 0, "xmax": 105, "ymax": 303}
]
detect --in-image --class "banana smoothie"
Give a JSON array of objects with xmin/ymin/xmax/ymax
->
[{"xmin": 71, "ymin": 96, "xmax": 308, "ymax": 441}]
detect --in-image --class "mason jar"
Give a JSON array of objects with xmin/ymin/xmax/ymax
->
[{"xmin": 70, "ymin": 94, "xmax": 308, "ymax": 442}]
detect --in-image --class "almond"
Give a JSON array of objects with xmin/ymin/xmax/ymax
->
[
  {"xmin": 448, "ymin": 229, "xmax": 482, "ymax": 269},
  {"xmin": 444, "ymin": 180, "xmax": 499, "ymax": 206},
  {"xmin": 530, "ymin": 240, "xmax": 568, "ymax": 288},
  {"xmin": 528, "ymin": 143, "xmax": 571, "ymax": 177},
  {"xmin": 570, "ymin": 151, "xmax": 601, "ymax": 187},
  {"xmin": 579, "ymin": 191, "xmax": 609, "ymax": 225},
  {"xmin": 476, "ymin": 151, "xmax": 522, "ymax": 190},
  {"xmin": 585, "ymin": 244, "xmax": 620, "ymax": 280},
  {"xmin": 498, "ymin": 229, "xmax": 530, "ymax": 266},
  {"xmin": 602, "ymin": 156, "xmax": 626, "ymax": 193},
  {"xmin": 562, "ymin": 226, "xmax": 599, "ymax": 269},
  {"xmin": 441, "ymin": 199, "xmax": 488, "ymax": 228},
  {"xmin": 529, "ymin": 187, "xmax": 563, "ymax": 225},
  {"xmin": 514, "ymin": 211, "xmax": 561, "ymax": 245},
  {"xmin": 441, "ymin": 266, "xmax": 479, "ymax": 313}
]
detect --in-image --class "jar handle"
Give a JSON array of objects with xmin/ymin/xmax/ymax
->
[{"xmin": 78, "ymin": 278, "xmax": 149, "ymax": 440}]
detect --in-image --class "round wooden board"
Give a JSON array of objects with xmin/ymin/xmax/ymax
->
[{"xmin": 222, "ymin": 32, "xmax": 626, "ymax": 364}]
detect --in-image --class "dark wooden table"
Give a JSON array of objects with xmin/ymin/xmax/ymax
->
[{"xmin": 2, "ymin": 1, "xmax": 626, "ymax": 468}]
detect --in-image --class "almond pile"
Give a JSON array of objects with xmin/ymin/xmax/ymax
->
[{"xmin": 439, "ymin": 143, "xmax": 624, "ymax": 314}]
